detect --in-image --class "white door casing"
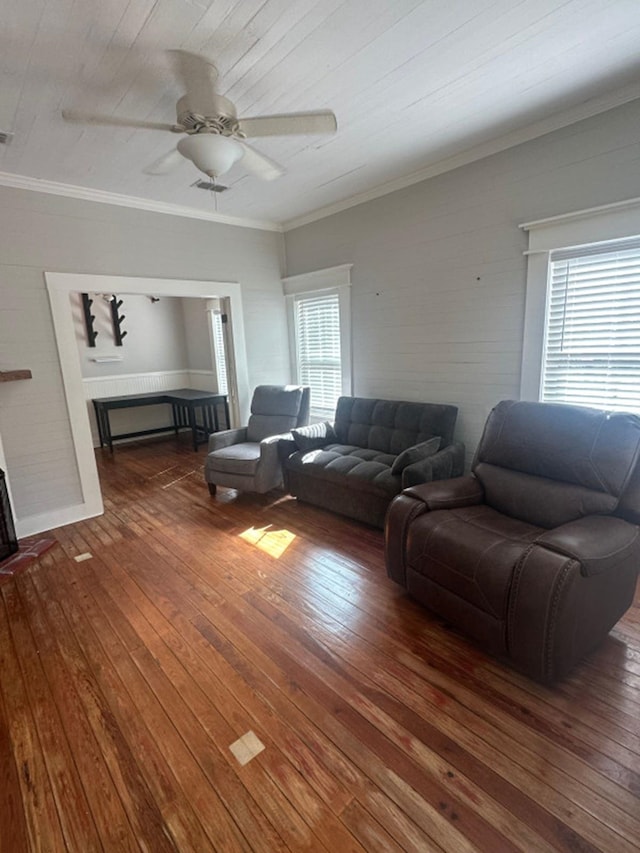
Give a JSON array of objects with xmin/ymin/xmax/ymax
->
[{"xmin": 44, "ymin": 272, "xmax": 250, "ymax": 533}]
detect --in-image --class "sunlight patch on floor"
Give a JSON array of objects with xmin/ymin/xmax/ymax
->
[{"xmin": 238, "ymin": 524, "xmax": 296, "ymax": 558}]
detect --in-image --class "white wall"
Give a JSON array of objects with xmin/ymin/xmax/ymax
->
[
  {"xmin": 284, "ymin": 97, "xmax": 640, "ymax": 464},
  {"xmin": 73, "ymin": 292, "xmax": 196, "ymax": 445},
  {"xmin": 0, "ymin": 188, "xmax": 288, "ymax": 530},
  {"xmin": 181, "ymin": 297, "xmax": 215, "ymax": 372},
  {"xmin": 74, "ymin": 293, "xmax": 189, "ymax": 378}
]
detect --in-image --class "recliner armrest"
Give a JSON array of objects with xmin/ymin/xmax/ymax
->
[
  {"xmin": 260, "ymin": 432, "xmax": 291, "ymax": 446},
  {"xmin": 537, "ymin": 516, "xmax": 640, "ymax": 576},
  {"xmin": 403, "ymin": 475, "xmax": 484, "ymax": 510},
  {"xmin": 208, "ymin": 427, "xmax": 248, "ymax": 452}
]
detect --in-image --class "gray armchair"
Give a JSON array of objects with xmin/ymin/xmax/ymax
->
[{"xmin": 204, "ymin": 385, "xmax": 310, "ymax": 495}]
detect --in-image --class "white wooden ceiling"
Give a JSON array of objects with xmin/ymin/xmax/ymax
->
[{"xmin": 2, "ymin": 0, "xmax": 640, "ymax": 228}]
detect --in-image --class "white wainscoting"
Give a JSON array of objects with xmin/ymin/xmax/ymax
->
[{"xmin": 83, "ymin": 369, "xmax": 218, "ymax": 447}]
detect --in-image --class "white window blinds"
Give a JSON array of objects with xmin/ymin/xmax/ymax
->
[
  {"xmin": 541, "ymin": 238, "xmax": 640, "ymax": 412},
  {"xmin": 212, "ymin": 311, "xmax": 228, "ymax": 396},
  {"xmin": 295, "ymin": 291, "xmax": 342, "ymax": 414}
]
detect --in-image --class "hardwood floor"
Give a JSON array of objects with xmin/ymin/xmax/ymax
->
[{"xmin": 1, "ymin": 437, "xmax": 639, "ymax": 852}]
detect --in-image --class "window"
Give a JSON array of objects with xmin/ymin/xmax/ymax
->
[
  {"xmin": 520, "ymin": 197, "xmax": 640, "ymax": 412},
  {"xmin": 294, "ymin": 291, "xmax": 342, "ymax": 415},
  {"xmin": 211, "ymin": 310, "xmax": 228, "ymax": 396},
  {"xmin": 283, "ymin": 265, "xmax": 352, "ymax": 419},
  {"xmin": 541, "ymin": 239, "xmax": 640, "ymax": 412}
]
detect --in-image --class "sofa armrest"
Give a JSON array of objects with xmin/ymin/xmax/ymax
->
[
  {"xmin": 208, "ymin": 427, "xmax": 248, "ymax": 452},
  {"xmin": 402, "ymin": 475, "xmax": 484, "ymax": 510},
  {"xmin": 401, "ymin": 441, "xmax": 466, "ymax": 488},
  {"xmin": 537, "ymin": 516, "xmax": 640, "ymax": 577}
]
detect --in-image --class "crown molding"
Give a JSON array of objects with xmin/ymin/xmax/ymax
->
[
  {"xmin": 0, "ymin": 171, "xmax": 282, "ymax": 232},
  {"xmin": 520, "ymin": 196, "xmax": 640, "ymax": 231},
  {"xmin": 282, "ymin": 82, "xmax": 640, "ymax": 232}
]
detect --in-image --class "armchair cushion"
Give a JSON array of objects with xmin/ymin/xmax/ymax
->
[
  {"xmin": 390, "ymin": 436, "xmax": 441, "ymax": 474},
  {"xmin": 246, "ymin": 385, "xmax": 308, "ymax": 442},
  {"xmin": 406, "ymin": 505, "xmax": 543, "ymax": 618},
  {"xmin": 474, "ymin": 463, "xmax": 617, "ymax": 528},
  {"xmin": 476, "ymin": 400, "xmax": 640, "ymax": 496},
  {"xmin": 206, "ymin": 442, "xmax": 261, "ymax": 476}
]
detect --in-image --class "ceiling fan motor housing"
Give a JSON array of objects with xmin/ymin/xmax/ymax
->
[{"xmin": 176, "ymin": 94, "xmax": 240, "ymax": 136}]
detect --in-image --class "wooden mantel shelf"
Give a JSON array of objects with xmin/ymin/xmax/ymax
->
[{"xmin": 0, "ymin": 370, "xmax": 32, "ymax": 382}]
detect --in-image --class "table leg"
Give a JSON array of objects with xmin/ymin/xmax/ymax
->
[
  {"xmin": 104, "ymin": 408, "xmax": 114, "ymax": 453},
  {"xmin": 188, "ymin": 403, "xmax": 198, "ymax": 451},
  {"xmin": 93, "ymin": 402, "xmax": 104, "ymax": 449}
]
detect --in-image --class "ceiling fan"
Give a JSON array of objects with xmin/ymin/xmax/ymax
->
[{"xmin": 62, "ymin": 50, "xmax": 337, "ymax": 183}]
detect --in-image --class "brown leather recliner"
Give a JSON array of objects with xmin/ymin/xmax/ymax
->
[{"xmin": 385, "ymin": 400, "xmax": 640, "ymax": 682}]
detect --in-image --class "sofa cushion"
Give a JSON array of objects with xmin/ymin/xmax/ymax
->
[
  {"xmin": 207, "ymin": 442, "xmax": 262, "ymax": 476},
  {"xmin": 333, "ymin": 396, "xmax": 458, "ymax": 454},
  {"xmin": 291, "ymin": 421, "xmax": 337, "ymax": 451},
  {"xmin": 286, "ymin": 447, "xmax": 400, "ymax": 496},
  {"xmin": 391, "ymin": 436, "xmax": 441, "ymax": 474}
]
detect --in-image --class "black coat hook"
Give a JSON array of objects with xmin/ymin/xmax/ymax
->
[
  {"xmin": 110, "ymin": 295, "xmax": 127, "ymax": 346},
  {"xmin": 81, "ymin": 293, "xmax": 98, "ymax": 347}
]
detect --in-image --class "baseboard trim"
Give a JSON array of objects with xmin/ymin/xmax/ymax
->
[{"xmin": 15, "ymin": 497, "xmax": 104, "ymax": 539}]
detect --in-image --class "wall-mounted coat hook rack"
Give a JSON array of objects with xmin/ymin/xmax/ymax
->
[
  {"xmin": 81, "ymin": 293, "xmax": 98, "ymax": 347},
  {"xmin": 109, "ymin": 295, "xmax": 127, "ymax": 346}
]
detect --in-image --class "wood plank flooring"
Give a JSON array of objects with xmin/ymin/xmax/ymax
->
[{"xmin": 1, "ymin": 437, "xmax": 639, "ymax": 852}]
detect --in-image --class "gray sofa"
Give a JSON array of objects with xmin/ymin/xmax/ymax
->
[{"xmin": 281, "ymin": 396, "xmax": 464, "ymax": 527}]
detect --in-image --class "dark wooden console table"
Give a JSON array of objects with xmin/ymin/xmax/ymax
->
[{"xmin": 92, "ymin": 389, "xmax": 229, "ymax": 452}]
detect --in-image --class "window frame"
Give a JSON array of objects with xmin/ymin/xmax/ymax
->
[
  {"xmin": 520, "ymin": 197, "xmax": 640, "ymax": 406},
  {"xmin": 283, "ymin": 264, "xmax": 352, "ymax": 420}
]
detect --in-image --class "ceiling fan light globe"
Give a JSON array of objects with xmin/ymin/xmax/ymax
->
[{"xmin": 177, "ymin": 134, "xmax": 243, "ymax": 178}]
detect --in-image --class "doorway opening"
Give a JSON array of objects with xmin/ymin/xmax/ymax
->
[{"xmin": 45, "ymin": 273, "xmax": 250, "ymax": 528}]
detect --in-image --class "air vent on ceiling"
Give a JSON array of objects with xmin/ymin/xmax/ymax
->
[
  {"xmin": 191, "ymin": 179, "xmax": 228, "ymax": 192},
  {"xmin": 0, "ymin": 131, "xmax": 14, "ymax": 145}
]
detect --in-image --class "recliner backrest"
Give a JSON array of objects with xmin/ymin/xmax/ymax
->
[
  {"xmin": 333, "ymin": 396, "xmax": 458, "ymax": 454},
  {"xmin": 246, "ymin": 385, "xmax": 310, "ymax": 442},
  {"xmin": 473, "ymin": 400, "xmax": 640, "ymax": 528}
]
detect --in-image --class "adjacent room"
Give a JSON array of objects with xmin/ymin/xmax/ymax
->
[{"xmin": 0, "ymin": 2, "xmax": 639, "ymax": 850}]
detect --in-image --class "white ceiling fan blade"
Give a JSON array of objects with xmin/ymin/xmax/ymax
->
[
  {"xmin": 168, "ymin": 50, "xmax": 220, "ymax": 115},
  {"xmin": 238, "ymin": 141, "xmax": 284, "ymax": 181},
  {"xmin": 62, "ymin": 109, "xmax": 176, "ymax": 132},
  {"xmin": 238, "ymin": 110, "xmax": 337, "ymax": 138},
  {"xmin": 143, "ymin": 147, "xmax": 185, "ymax": 175}
]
